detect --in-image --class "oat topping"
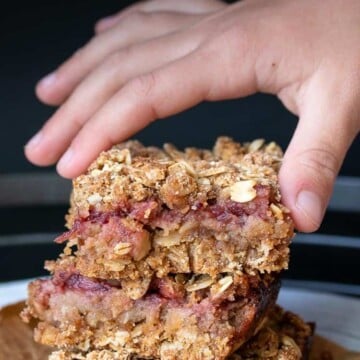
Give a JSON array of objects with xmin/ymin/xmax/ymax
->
[
  {"xmin": 229, "ymin": 180, "xmax": 257, "ymax": 203},
  {"xmin": 53, "ymin": 137, "xmax": 294, "ymax": 285},
  {"xmin": 67, "ymin": 137, "xmax": 283, "ymax": 224}
]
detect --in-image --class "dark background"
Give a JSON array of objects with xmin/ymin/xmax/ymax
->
[
  {"xmin": 1, "ymin": 1, "xmax": 359, "ymax": 293},
  {"xmin": 1, "ymin": 0, "xmax": 359, "ymax": 175}
]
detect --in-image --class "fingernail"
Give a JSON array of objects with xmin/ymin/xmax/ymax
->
[
  {"xmin": 39, "ymin": 72, "xmax": 57, "ymax": 88},
  {"xmin": 25, "ymin": 131, "xmax": 43, "ymax": 149},
  {"xmin": 58, "ymin": 148, "xmax": 74, "ymax": 170},
  {"xmin": 296, "ymin": 190, "xmax": 324, "ymax": 228}
]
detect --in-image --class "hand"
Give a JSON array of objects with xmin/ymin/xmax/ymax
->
[{"xmin": 25, "ymin": 0, "xmax": 360, "ymax": 232}]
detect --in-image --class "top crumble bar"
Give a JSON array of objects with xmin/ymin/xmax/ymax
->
[
  {"xmin": 68, "ymin": 137, "xmax": 286, "ymax": 222},
  {"xmin": 58, "ymin": 137, "xmax": 294, "ymax": 289}
]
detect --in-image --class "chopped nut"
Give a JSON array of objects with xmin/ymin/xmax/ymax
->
[
  {"xmin": 154, "ymin": 232, "xmax": 182, "ymax": 247},
  {"xmin": 197, "ymin": 177, "xmax": 211, "ymax": 185},
  {"xmin": 132, "ymin": 233, "xmax": 151, "ymax": 261},
  {"xmin": 178, "ymin": 160, "xmax": 196, "ymax": 176},
  {"xmin": 186, "ymin": 275, "xmax": 214, "ymax": 292},
  {"xmin": 166, "ymin": 246, "xmax": 190, "ymax": 272},
  {"xmin": 248, "ymin": 139, "xmax": 265, "ymax": 152},
  {"xmin": 265, "ymin": 141, "xmax": 281, "ymax": 154},
  {"xmin": 229, "ymin": 180, "xmax": 257, "ymax": 203},
  {"xmin": 146, "ymin": 168, "xmax": 166, "ymax": 183},
  {"xmin": 270, "ymin": 203, "xmax": 284, "ymax": 220},
  {"xmin": 124, "ymin": 149, "xmax": 132, "ymax": 165},
  {"xmin": 213, "ymin": 136, "xmax": 245, "ymax": 160},
  {"xmin": 103, "ymin": 261, "xmax": 126, "ymax": 272},
  {"xmin": 87, "ymin": 193, "xmax": 102, "ymax": 205},
  {"xmin": 131, "ymin": 326, "xmax": 143, "ymax": 338},
  {"xmin": 163, "ymin": 143, "xmax": 185, "ymax": 160},
  {"xmin": 110, "ymin": 149, "xmax": 131, "ymax": 165},
  {"xmin": 90, "ymin": 169, "xmax": 103, "ymax": 177},
  {"xmin": 217, "ymin": 276, "xmax": 233, "ymax": 294},
  {"xmin": 113, "ymin": 242, "xmax": 132, "ymax": 256},
  {"xmin": 198, "ymin": 166, "xmax": 229, "ymax": 177},
  {"xmin": 122, "ymin": 277, "xmax": 152, "ymax": 300}
]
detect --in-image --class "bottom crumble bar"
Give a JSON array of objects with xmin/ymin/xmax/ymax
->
[
  {"xmin": 49, "ymin": 306, "xmax": 313, "ymax": 360},
  {"xmin": 22, "ymin": 271, "xmax": 279, "ymax": 360},
  {"xmin": 48, "ymin": 306, "xmax": 313, "ymax": 360}
]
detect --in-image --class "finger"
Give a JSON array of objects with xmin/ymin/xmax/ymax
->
[
  {"xmin": 279, "ymin": 75, "xmax": 360, "ymax": 232},
  {"xmin": 55, "ymin": 50, "xmax": 216, "ymax": 178},
  {"xmin": 56, "ymin": 37, "xmax": 260, "ymax": 178},
  {"xmin": 54, "ymin": 24, "xmax": 262, "ymax": 178},
  {"xmin": 95, "ymin": 0, "xmax": 225, "ymax": 33},
  {"xmin": 36, "ymin": 11, "xmax": 201, "ymax": 106},
  {"xmin": 25, "ymin": 32, "xmax": 198, "ymax": 167}
]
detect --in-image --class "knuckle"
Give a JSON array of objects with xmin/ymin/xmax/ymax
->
[
  {"xmin": 203, "ymin": 21, "xmax": 250, "ymax": 55},
  {"xmin": 104, "ymin": 45, "xmax": 136, "ymax": 68},
  {"xmin": 130, "ymin": 72, "xmax": 157, "ymax": 98},
  {"xmin": 297, "ymin": 146, "xmax": 340, "ymax": 183},
  {"xmin": 104, "ymin": 51, "xmax": 123, "ymax": 68}
]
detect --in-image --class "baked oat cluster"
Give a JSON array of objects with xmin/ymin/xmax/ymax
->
[
  {"xmin": 22, "ymin": 137, "xmax": 313, "ymax": 359},
  {"xmin": 47, "ymin": 306, "xmax": 314, "ymax": 360}
]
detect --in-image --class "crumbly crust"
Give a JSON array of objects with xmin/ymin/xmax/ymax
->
[
  {"xmin": 229, "ymin": 305, "xmax": 314, "ymax": 360},
  {"xmin": 22, "ymin": 272, "xmax": 279, "ymax": 360},
  {"xmin": 57, "ymin": 137, "xmax": 293, "ymax": 285},
  {"xmin": 67, "ymin": 137, "xmax": 284, "ymax": 223},
  {"xmin": 54, "ymin": 203, "xmax": 291, "ymax": 299},
  {"xmin": 47, "ymin": 306, "xmax": 313, "ymax": 360}
]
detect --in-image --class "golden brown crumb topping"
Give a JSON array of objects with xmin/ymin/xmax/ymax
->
[
  {"xmin": 67, "ymin": 137, "xmax": 284, "ymax": 226},
  {"xmin": 47, "ymin": 305, "xmax": 313, "ymax": 360}
]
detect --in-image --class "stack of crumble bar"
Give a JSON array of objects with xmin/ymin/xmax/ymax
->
[{"xmin": 22, "ymin": 137, "xmax": 313, "ymax": 359}]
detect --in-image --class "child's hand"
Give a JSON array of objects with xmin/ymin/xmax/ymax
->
[{"xmin": 25, "ymin": 0, "xmax": 360, "ymax": 232}]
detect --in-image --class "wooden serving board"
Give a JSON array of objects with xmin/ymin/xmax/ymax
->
[
  {"xmin": 0, "ymin": 302, "xmax": 52, "ymax": 360},
  {"xmin": 1, "ymin": 302, "xmax": 359, "ymax": 360}
]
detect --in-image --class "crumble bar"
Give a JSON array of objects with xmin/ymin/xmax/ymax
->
[
  {"xmin": 47, "ymin": 306, "xmax": 313, "ymax": 360},
  {"xmin": 56, "ymin": 137, "xmax": 293, "ymax": 289},
  {"xmin": 22, "ymin": 137, "xmax": 299, "ymax": 360},
  {"xmin": 22, "ymin": 270, "xmax": 279, "ymax": 360}
]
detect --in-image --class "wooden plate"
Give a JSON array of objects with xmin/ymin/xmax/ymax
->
[
  {"xmin": 0, "ymin": 302, "xmax": 51, "ymax": 360},
  {"xmin": 1, "ymin": 302, "xmax": 359, "ymax": 360}
]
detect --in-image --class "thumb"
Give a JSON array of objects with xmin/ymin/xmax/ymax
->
[{"xmin": 279, "ymin": 78, "xmax": 359, "ymax": 232}]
